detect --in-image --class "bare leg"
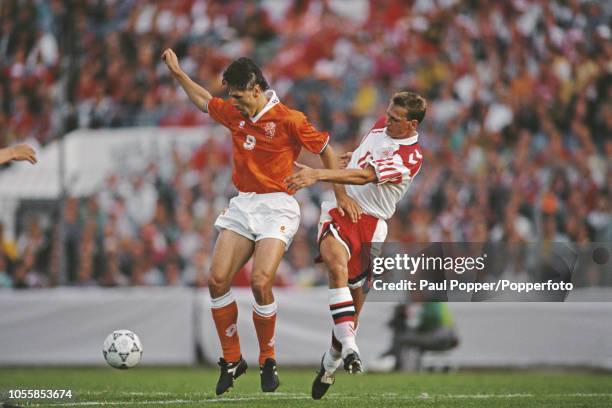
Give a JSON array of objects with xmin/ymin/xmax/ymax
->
[
  {"xmin": 208, "ymin": 229, "xmax": 255, "ymax": 365},
  {"xmin": 350, "ymin": 286, "xmax": 366, "ymax": 328},
  {"xmin": 250, "ymin": 238, "xmax": 286, "ymax": 304},
  {"xmin": 250, "ymin": 238, "xmax": 286, "ymax": 378},
  {"xmin": 208, "ymin": 229, "xmax": 255, "ymax": 298},
  {"xmin": 320, "ymin": 233, "xmax": 360, "ymax": 371}
]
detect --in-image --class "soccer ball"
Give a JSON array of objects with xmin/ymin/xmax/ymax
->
[{"xmin": 102, "ymin": 330, "xmax": 143, "ymax": 369}]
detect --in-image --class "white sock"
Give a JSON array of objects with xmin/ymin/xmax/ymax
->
[
  {"xmin": 210, "ymin": 290, "xmax": 235, "ymax": 309},
  {"xmin": 328, "ymin": 287, "xmax": 359, "ymax": 358},
  {"xmin": 335, "ymin": 323, "xmax": 359, "ymax": 357},
  {"xmin": 252, "ymin": 301, "xmax": 277, "ymax": 317},
  {"xmin": 323, "ymin": 348, "xmax": 342, "ymax": 373}
]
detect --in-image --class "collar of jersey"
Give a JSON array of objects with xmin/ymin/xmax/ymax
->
[
  {"xmin": 384, "ymin": 128, "xmax": 419, "ymax": 145},
  {"xmin": 249, "ymin": 90, "xmax": 279, "ymax": 123}
]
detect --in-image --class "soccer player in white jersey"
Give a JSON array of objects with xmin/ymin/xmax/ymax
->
[{"xmin": 286, "ymin": 91, "xmax": 426, "ymax": 399}]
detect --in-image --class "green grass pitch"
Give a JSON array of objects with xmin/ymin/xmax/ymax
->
[{"xmin": 1, "ymin": 368, "xmax": 611, "ymax": 407}]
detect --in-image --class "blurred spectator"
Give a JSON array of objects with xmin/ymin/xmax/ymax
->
[
  {"xmin": 1, "ymin": 0, "xmax": 610, "ymax": 288},
  {"xmin": 0, "ymin": 255, "xmax": 12, "ymax": 288},
  {"xmin": 185, "ymin": 248, "xmax": 211, "ymax": 287},
  {"xmin": 0, "ymin": 223, "xmax": 18, "ymax": 262}
]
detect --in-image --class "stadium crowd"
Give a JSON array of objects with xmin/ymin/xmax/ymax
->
[{"xmin": 0, "ymin": 0, "xmax": 610, "ymax": 288}]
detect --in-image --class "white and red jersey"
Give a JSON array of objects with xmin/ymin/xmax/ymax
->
[{"xmin": 345, "ymin": 117, "xmax": 423, "ymax": 220}]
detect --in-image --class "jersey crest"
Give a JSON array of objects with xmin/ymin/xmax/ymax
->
[
  {"xmin": 377, "ymin": 146, "xmax": 395, "ymax": 159},
  {"xmin": 263, "ymin": 122, "xmax": 276, "ymax": 139}
]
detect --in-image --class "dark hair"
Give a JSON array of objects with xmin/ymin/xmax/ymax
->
[
  {"xmin": 222, "ymin": 57, "xmax": 269, "ymax": 91},
  {"xmin": 392, "ymin": 91, "xmax": 427, "ymax": 123}
]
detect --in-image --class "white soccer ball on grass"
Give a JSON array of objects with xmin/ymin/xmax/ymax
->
[{"xmin": 103, "ymin": 330, "xmax": 143, "ymax": 369}]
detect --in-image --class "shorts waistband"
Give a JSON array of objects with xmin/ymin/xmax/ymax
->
[{"xmin": 237, "ymin": 191, "xmax": 293, "ymax": 199}]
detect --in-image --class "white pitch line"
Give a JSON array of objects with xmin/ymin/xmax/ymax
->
[
  {"xmin": 31, "ymin": 394, "xmax": 314, "ymax": 407},
  {"xmin": 77, "ymin": 392, "xmax": 174, "ymax": 396},
  {"xmin": 29, "ymin": 392, "xmax": 612, "ymax": 407},
  {"xmin": 33, "ymin": 400, "xmax": 195, "ymax": 407},
  {"xmin": 33, "ymin": 396, "xmax": 312, "ymax": 407},
  {"xmin": 421, "ymin": 393, "xmax": 534, "ymax": 399},
  {"xmin": 420, "ymin": 393, "xmax": 612, "ymax": 400},
  {"xmin": 74, "ymin": 391, "xmax": 308, "ymax": 397},
  {"xmin": 550, "ymin": 393, "xmax": 612, "ymax": 398}
]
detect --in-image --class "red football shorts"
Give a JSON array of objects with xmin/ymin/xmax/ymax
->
[{"xmin": 317, "ymin": 201, "xmax": 387, "ymax": 288}]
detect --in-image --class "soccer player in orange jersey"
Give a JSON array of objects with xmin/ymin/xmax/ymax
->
[
  {"xmin": 162, "ymin": 49, "xmax": 361, "ymax": 395},
  {"xmin": 0, "ymin": 144, "xmax": 37, "ymax": 165}
]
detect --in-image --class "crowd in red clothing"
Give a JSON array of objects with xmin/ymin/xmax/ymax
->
[{"xmin": 1, "ymin": 0, "xmax": 609, "ymax": 288}]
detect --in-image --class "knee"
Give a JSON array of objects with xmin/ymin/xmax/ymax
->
[
  {"xmin": 327, "ymin": 260, "xmax": 348, "ymax": 286},
  {"xmin": 250, "ymin": 271, "xmax": 272, "ymax": 297},
  {"xmin": 327, "ymin": 259, "xmax": 348, "ymax": 276},
  {"xmin": 208, "ymin": 274, "xmax": 229, "ymax": 295}
]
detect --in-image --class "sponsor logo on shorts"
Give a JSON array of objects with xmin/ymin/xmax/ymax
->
[{"xmin": 280, "ymin": 225, "xmax": 286, "ymax": 233}]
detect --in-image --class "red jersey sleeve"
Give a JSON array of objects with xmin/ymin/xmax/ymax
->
[
  {"xmin": 207, "ymin": 97, "xmax": 235, "ymax": 128},
  {"xmin": 290, "ymin": 112, "xmax": 330, "ymax": 154}
]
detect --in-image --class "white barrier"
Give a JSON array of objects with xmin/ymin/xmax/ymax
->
[
  {"xmin": 0, "ymin": 288, "xmax": 195, "ymax": 365},
  {"xmin": 0, "ymin": 127, "xmax": 211, "ymax": 199},
  {"xmin": 1, "ymin": 288, "xmax": 611, "ymax": 369}
]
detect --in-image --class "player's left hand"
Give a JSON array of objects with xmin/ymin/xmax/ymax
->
[
  {"xmin": 336, "ymin": 193, "xmax": 362, "ymax": 223},
  {"xmin": 285, "ymin": 162, "xmax": 319, "ymax": 191},
  {"xmin": 161, "ymin": 48, "xmax": 182, "ymax": 75}
]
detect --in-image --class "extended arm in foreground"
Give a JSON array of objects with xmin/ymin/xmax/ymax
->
[
  {"xmin": 0, "ymin": 144, "xmax": 37, "ymax": 165},
  {"xmin": 286, "ymin": 161, "xmax": 377, "ymax": 190}
]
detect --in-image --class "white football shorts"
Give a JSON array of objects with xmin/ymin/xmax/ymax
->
[{"xmin": 214, "ymin": 191, "xmax": 300, "ymax": 249}]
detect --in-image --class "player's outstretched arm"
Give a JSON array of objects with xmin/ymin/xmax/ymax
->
[
  {"xmin": 0, "ymin": 144, "xmax": 37, "ymax": 165},
  {"xmin": 286, "ymin": 162, "xmax": 377, "ymax": 190},
  {"xmin": 162, "ymin": 48, "xmax": 213, "ymax": 113}
]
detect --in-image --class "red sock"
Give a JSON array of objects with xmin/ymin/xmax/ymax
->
[
  {"xmin": 211, "ymin": 298, "xmax": 241, "ymax": 362},
  {"xmin": 252, "ymin": 302, "xmax": 277, "ymax": 365}
]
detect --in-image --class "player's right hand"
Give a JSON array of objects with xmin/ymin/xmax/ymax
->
[
  {"xmin": 161, "ymin": 48, "xmax": 181, "ymax": 75},
  {"xmin": 11, "ymin": 144, "xmax": 37, "ymax": 164},
  {"xmin": 336, "ymin": 193, "xmax": 362, "ymax": 223},
  {"xmin": 285, "ymin": 162, "xmax": 319, "ymax": 191},
  {"xmin": 339, "ymin": 152, "xmax": 352, "ymax": 169}
]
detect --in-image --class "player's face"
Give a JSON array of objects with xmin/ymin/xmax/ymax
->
[
  {"xmin": 385, "ymin": 103, "xmax": 417, "ymax": 138},
  {"xmin": 228, "ymin": 86, "xmax": 261, "ymax": 117}
]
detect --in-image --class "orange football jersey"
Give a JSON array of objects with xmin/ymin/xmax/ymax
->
[{"xmin": 207, "ymin": 91, "xmax": 329, "ymax": 194}]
